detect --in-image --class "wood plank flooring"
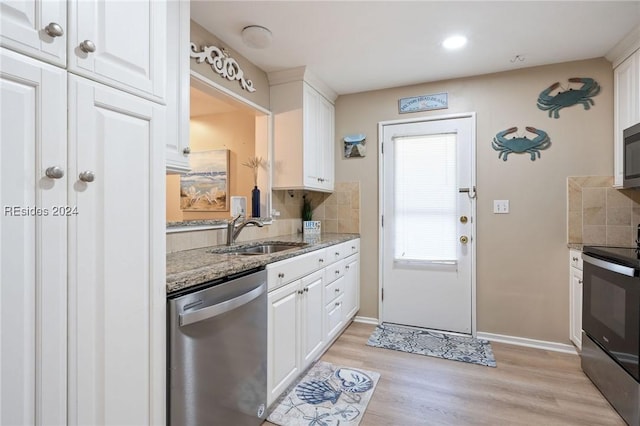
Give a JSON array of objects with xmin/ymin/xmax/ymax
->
[{"xmin": 264, "ymin": 322, "xmax": 625, "ymax": 426}]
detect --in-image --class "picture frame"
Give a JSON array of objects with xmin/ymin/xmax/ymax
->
[{"xmin": 180, "ymin": 149, "xmax": 230, "ymax": 211}]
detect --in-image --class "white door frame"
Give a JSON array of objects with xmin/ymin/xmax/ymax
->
[{"xmin": 377, "ymin": 112, "xmax": 477, "ymax": 336}]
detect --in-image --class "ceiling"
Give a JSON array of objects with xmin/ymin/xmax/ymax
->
[{"xmin": 191, "ymin": 1, "xmax": 640, "ymax": 96}]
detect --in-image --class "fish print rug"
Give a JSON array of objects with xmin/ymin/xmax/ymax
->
[
  {"xmin": 367, "ymin": 323, "xmax": 497, "ymax": 367},
  {"xmin": 267, "ymin": 361, "xmax": 380, "ymax": 426}
]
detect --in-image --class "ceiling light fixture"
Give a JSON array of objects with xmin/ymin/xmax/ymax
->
[
  {"xmin": 442, "ymin": 35, "xmax": 467, "ymax": 50},
  {"xmin": 241, "ymin": 25, "xmax": 272, "ymax": 49}
]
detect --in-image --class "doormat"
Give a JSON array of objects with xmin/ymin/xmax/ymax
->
[
  {"xmin": 267, "ymin": 361, "xmax": 380, "ymax": 426},
  {"xmin": 366, "ymin": 323, "xmax": 496, "ymax": 367}
]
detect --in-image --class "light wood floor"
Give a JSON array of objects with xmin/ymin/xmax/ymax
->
[{"xmin": 265, "ymin": 322, "xmax": 625, "ymax": 426}]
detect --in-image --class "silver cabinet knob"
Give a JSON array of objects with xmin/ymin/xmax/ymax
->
[
  {"xmin": 45, "ymin": 166, "xmax": 64, "ymax": 179},
  {"xmin": 335, "ymin": 302, "xmax": 341, "ymax": 307},
  {"xmin": 304, "ymin": 287, "xmax": 309, "ymax": 293},
  {"xmin": 334, "ymin": 288, "xmax": 340, "ymax": 293},
  {"xmin": 79, "ymin": 40, "xmax": 96, "ymax": 53},
  {"xmin": 44, "ymin": 22, "xmax": 64, "ymax": 38},
  {"xmin": 79, "ymin": 171, "xmax": 95, "ymax": 182},
  {"xmin": 183, "ymin": 147, "xmax": 191, "ymax": 155},
  {"xmin": 319, "ymin": 259, "xmax": 324, "ymax": 263},
  {"xmin": 345, "ymin": 265, "xmax": 350, "ymax": 270}
]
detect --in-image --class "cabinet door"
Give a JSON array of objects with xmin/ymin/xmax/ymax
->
[
  {"xmin": 343, "ymin": 255, "xmax": 360, "ymax": 321},
  {"xmin": 614, "ymin": 51, "xmax": 640, "ymax": 187},
  {"xmin": 67, "ymin": 75, "xmax": 165, "ymax": 426},
  {"xmin": 267, "ymin": 280, "xmax": 300, "ymax": 406},
  {"xmin": 300, "ymin": 271, "xmax": 325, "ymax": 369},
  {"xmin": 165, "ymin": 0, "xmax": 191, "ymax": 173},
  {"xmin": 68, "ymin": 0, "xmax": 166, "ymax": 102},
  {"xmin": 318, "ymin": 94, "xmax": 335, "ymax": 191},
  {"xmin": 0, "ymin": 0, "xmax": 66, "ymax": 66},
  {"xmin": 0, "ymin": 47, "xmax": 67, "ymax": 426},
  {"xmin": 570, "ymin": 267, "xmax": 583, "ymax": 350},
  {"xmin": 303, "ymin": 83, "xmax": 322, "ymax": 189}
]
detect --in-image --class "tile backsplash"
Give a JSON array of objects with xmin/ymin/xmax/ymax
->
[
  {"xmin": 167, "ymin": 181, "xmax": 361, "ymax": 253},
  {"xmin": 568, "ymin": 176, "xmax": 640, "ymax": 245}
]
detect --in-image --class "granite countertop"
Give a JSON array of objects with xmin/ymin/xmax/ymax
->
[
  {"xmin": 166, "ymin": 233, "xmax": 360, "ymax": 295},
  {"xmin": 568, "ymin": 243, "xmax": 584, "ymax": 251}
]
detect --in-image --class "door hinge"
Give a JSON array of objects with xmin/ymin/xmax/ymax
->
[
  {"xmin": 381, "ymin": 215, "xmax": 384, "ymax": 227},
  {"xmin": 381, "ymin": 288, "xmax": 384, "ymax": 301},
  {"xmin": 381, "ymin": 142, "xmax": 384, "ymax": 154}
]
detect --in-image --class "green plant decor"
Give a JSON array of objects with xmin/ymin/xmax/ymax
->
[{"xmin": 302, "ymin": 196, "xmax": 313, "ymax": 221}]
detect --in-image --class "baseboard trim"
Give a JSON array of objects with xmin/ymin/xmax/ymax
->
[
  {"xmin": 477, "ymin": 331, "xmax": 578, "ymax": 355},
  {"xmin": 353, "ymin": 316, "xmax": 379, "ymax": 325}
]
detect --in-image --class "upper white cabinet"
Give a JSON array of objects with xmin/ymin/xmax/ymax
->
[
  {"xmin": 0, "ymin": 0, "xmax": 67, "ymax": 66},
  {"xmin": 269, "ymin": 68, "xmax": 336, "ymax": 192},
  {"xmin": 68, "ymin": 0, "xmax": 167, "ymax": 102},
  {"xmin": 610, "ymin": 22, "xmax": 640, "ymax": 187},
  {"xmin": 165, "ymin": 0, "xmax": 191, "ymax": 173}
]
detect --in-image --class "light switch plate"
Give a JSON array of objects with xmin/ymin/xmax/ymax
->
[{"xmin": 493, "ymin": 200, "xmax": 509, "ymax": 214}]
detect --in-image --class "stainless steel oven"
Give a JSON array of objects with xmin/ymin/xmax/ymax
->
[
  {"xmin": 582, "ymin": 246, "xmax": 640, "ymax": 425},
  {"xmin": 623, "ymin": 122, "xmax": 640, "ymax": 189}
]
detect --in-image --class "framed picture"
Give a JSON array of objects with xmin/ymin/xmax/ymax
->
[
  {"xmin": 344, "ymin": 134, "xmax": 366, "ymax": 158},
  {"xmin": 180, "ymin": 149, "xmax": 229, "ymax": 211}
]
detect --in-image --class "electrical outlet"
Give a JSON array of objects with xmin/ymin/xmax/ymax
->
[{"xmin": 493, "ymin": 200, "xmax": 509, "ymax": 214}]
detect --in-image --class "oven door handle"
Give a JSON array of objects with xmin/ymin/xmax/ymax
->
[{"xmin": 582, "ymin": 254, "xmax": 639, "ymax": 277}]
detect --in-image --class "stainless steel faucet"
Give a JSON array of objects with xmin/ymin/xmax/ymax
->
[{"xmin": 226, "ymin": 214, "xmax": 264, "ymax": 245}]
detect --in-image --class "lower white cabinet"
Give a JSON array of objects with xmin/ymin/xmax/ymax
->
[
  {"xmin": 267, "ymin": 239, "xmax": 360, "ymax": 406},
  {"xmin": 569, "ymin": 250, "xmax": 583, "ymax": 350},
  {"xmin": 1, "ymin": 48, "xmax": 166, "ymax": 425}
]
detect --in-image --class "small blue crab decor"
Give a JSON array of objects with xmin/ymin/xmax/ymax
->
[
  {"xmin": 537, "ymin": 77, "xmax": 600, "ymax": 118},
  {"xmin": 492, "ymin": 127, "xmax": 551, "ymax": 161}
]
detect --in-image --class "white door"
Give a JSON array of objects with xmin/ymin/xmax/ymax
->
[
  {"xmin": 381, "ymin": 116, "xmax": 475, "ymax": 334},
  {"xmin": 67, "ymin": 75, "xmax": 165, "ymax": 426},
  {"xmin": 68, "ymin": 0, "xmax": 166, "ymax": 101},
  {"xmin": 0, "ymin": 48, "xmax": 67, "ymax": 425},
  {"xmin": 0, "ymin": 0, "xmax": 67, "ymax": 66}
]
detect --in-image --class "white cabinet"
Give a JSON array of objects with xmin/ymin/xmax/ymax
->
[
  {"xmin": 0, "ymin": 0, "xmax": 67, "ymax": 66},
  {"xmin": 67, "ymin": 0, "xmax": 167, "ymax": 102},
  {"xmin": 165, "ymin": 0, "xmax": 191, "ymax": 173},
  {"xmin": 267, "ymin": 270, "xmax": 325, "ymax": 406},
  {"xmin": 613, "ymin": 49, "xmax": 640, "ymax": 187},
  {"xmin": 267, "ymin": 239, "xmax": 360, "ymax": 406},
  {"xmin": 1, "ymin": 1, "xmax": 169, "ymax": 421},
  {"xmin": 569, "ymin": 249, "xmax": 583, "ymax": 350},
  {"xmin": 67, "ymin": 75, "xmax": 165, "ymax": 425},
  {"xmin": 271, "ymin": 80, "xmax": 335, "ymax": 192},
  {"xmin": 0, "ymin": 47, "xmax": 67, "ymax": 426}
]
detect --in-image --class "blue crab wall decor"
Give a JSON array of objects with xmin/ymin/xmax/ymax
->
[
  {"xmin": 492, "ymin": 127, "xmax": 551, "ymax": 161},
  {"xmin": 537, "ymin": 77, "xmax": 600, "ymax": 118}
]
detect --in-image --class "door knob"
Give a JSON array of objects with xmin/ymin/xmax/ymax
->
[
  {"xmin": 79, "ymin": 40, "xmax": 96, "ymax": 53},
  {"xmin": 45, "ymin": 166, "xmax": 64, "ymax": 179},
  {"xmin": 44, "ymin": 22, "xmax": 64, "ymax": 38},
  {"xmin": 79, "ymin": 171, "xmax": 95, "ymax": 182},
  {"xmin": 460, "ymin": 235, "xmax": 469, "ymax": 244}
]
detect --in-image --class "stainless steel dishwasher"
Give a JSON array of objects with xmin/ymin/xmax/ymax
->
[{"xmin": 168, "ymin": 268, "xmax": 267, "ymax": 426}]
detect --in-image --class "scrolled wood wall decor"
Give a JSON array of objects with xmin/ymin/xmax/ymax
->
[{"xmin": 190, "ymin": 42, "xmax": 257, "ymax": 93}]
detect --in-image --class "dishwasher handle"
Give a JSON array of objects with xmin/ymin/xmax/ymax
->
[{"xmin": 179, "ymin": 282, "xmax": 266, "ymax": 327}]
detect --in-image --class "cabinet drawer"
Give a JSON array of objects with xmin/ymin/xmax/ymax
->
[
  {"xmin": 325, "ymin": 295, "xmax": 344, "ymax": 339},
  {"xmin": 325, "ymin": 276, "xmax": 344, "ymax": 304},
  {"xmin": 267, "ymin": 249, "xmax": 325, "ymax": 291},
  {"xmin": 569, "ymin": 249, "xmax": 583, "ymax": 270},
  {"xmin": 325, "ymin": 258, "xmax": 347, "ymax": 285},
  {"xmin": 327, "ymin": 239, "xmax": 360, "ymax": 264}
]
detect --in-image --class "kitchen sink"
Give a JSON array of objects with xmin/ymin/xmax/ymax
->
[{"xmin": 213, "ymin": 242, "xmax": 308, "ymax": 256}]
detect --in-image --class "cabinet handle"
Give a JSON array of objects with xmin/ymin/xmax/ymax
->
[
  {"xmin": 335, "ymin": 252, "xmax": 340, "ymax": 256},
  {"xmin": 335, "ymin": 302, "xmax": 341, "ymax": 307},
  {"xmin": 345, "ymin": 265, "xmax": 350, "ymax": 270},
  {"xmin": 334, "ymin": 288, "xmax": 340, "ymax": 293},
  {"xmin": 319, "ymin": 259, "xmax": 324, "ymax": 263},
  {"xmin": 352, "ymin": 246, "xmax": 356, "ymax": 250},
  {"xmin": 297, "ymin": 290, "xmax": 303, "ymax": 295},
  {"xmin": 79, "ymin": 40, "xmax": 96, "ymax": 53},
  {"xmin": 578, "ymin": 279, "xmax": 583, "ymax": 284},
  {"xmin": 45, "ymin": 166, "xmax": 64, "ymax": 179},
  {"xmin": 572, "ymin": 257, "xmax": 578, "ymax": 262},
  {"xmin": 44, "ymin": 22, "xmax": 64, "ymax": 38},
  {"xmin": 304, "ymin": 287, "xmax": 309, "ymax": 292},
  {"xmin": 183, "ymin": 147, "xmax": 191, "ymax": 155},
  {"xmin": 335, "ymin": 270, "xmax": 340, "ymax": 275},
  {"xmin": 79, "ymin": 171, "xmax": 95, "ymax": 183},
  {"xmin": 278, "ymin": 272, "xmax": 285, "ymax": 278}
]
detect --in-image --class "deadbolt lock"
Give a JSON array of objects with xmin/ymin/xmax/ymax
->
[
  {"xmin": 460, "ymin": 235, "xmax": 469, "ymax": 244},
  {"xmin": 460, "ymin": 216, "xmax": 468, "ymax": 224}
]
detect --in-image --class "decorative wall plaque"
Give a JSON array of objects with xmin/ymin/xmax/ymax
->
[
  {"xmin": 190, "ymin": 42, "xmax": 256, "ymax": 93},
  {"xmin": 398, "ymin": 93, "xmax": 448, "ymax": 114}
]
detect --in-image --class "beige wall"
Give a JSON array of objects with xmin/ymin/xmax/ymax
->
[
  {"xmin": 166, "ymin": 112, "xmax": 256, "ymax": 221},
  {"xmin": 335, "ymin": 58, "xmax": 614, "ymax": 343},
  {"xmin": 190, "ymin": 20, "xmax": 270, "ymax": 110}
]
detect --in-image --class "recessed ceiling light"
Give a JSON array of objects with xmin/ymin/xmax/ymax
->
[
  {"xmin": 442, "ymin": 35, "xmax": 467, "ymax": 50},
  {"xmin": 241, "ymin": 25, "xmax": 272, "ymax": 49}
]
